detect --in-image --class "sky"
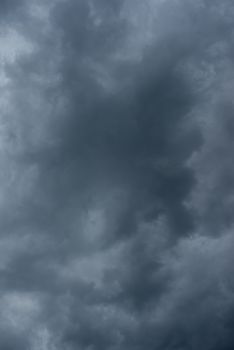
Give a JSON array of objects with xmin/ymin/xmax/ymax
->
[{"xmin": 0, "ymin": 0, "xmax": 234, "ymax": 349}]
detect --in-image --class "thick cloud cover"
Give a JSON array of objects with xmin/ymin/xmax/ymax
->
[{"xmin": 0, "ymin": 0, "xmax": 234, "ymax": 349}]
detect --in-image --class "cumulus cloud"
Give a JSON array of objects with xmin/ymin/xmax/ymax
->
[{"xmin": 0, "ymin": 0, "xmax": 234, "ymax": 349}]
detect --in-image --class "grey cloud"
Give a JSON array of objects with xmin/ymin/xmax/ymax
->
[
  {"xmin": 0, "ymin": 0, "xmax": 24, "ymax": 15},
  {"xmin": 0, "ymin": 0, "xmax": 234, "ymax": 349}
]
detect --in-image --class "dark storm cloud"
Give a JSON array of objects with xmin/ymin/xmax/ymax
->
[
  {"xmin": 0, "ymin": 0, "xmax": 234, "ymax": 349},
  {"xmin": 36, "ymin": 0, "xmax": 202, "ymax": 244}
]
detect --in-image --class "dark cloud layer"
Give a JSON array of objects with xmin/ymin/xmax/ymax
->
[{"xmin": 0, "ymin": 0, "xmax": 234, "ymax": 349}]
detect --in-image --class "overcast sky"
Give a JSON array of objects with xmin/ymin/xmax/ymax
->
[{"xmin": 0, "ymin": 0, "xmax": 234, "ymax": 349}]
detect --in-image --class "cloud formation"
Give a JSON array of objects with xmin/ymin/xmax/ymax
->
[{"xmin": 0, "ymin": 0, "xmax": 234, "ymax": 349}]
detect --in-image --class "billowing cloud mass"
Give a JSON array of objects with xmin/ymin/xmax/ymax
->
[{"xmin": 0, "ymin": 0, "xmax": 234, "ymax": 349}]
